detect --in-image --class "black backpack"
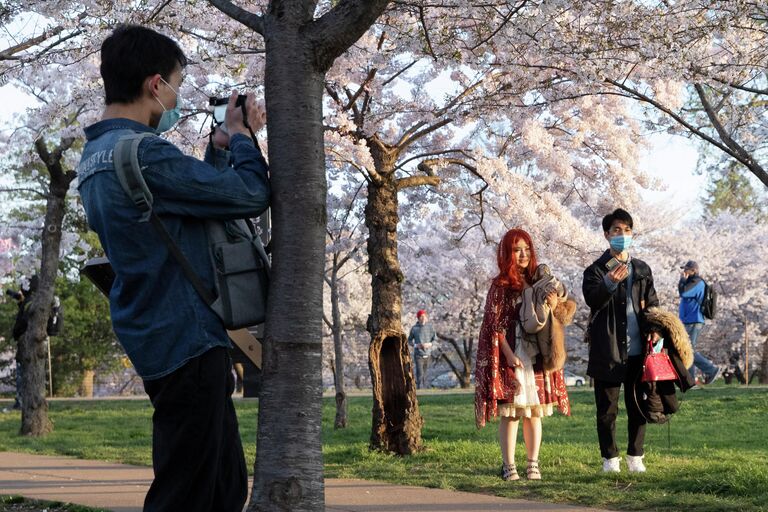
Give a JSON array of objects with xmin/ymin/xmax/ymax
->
[{"xmin": 701, "ymin": 281, "xmax": 717, "ymax": 320}]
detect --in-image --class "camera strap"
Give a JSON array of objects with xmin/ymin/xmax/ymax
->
[{"xmin": 113, "ymin": 133, "xmax": 217, "ymax": 307}]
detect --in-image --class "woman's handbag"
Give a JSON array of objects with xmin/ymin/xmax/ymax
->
[{"xmin": 641, "ymin": 339, "xmax": 679, "ymax": 382}]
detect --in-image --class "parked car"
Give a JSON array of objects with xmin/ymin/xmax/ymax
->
[{"xmin": 564, "ymin": 370, "xmax": 586, "ymax": 387}]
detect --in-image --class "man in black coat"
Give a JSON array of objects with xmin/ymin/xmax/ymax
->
[{"xmin": 582, "ymin": 209, "xmax": 658, "ymax": 474}]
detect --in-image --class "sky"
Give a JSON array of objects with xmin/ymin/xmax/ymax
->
[{"xmin": 640, "ymin": 132, "xmax": 706, "ymax": 214}]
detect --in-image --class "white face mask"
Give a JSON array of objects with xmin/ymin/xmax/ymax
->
[{"xmin": 154, "ymin": 78, "xmax": 182, "ymax": 133}]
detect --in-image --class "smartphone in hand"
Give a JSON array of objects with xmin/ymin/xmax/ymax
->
[{"xmin": 605, "ymin": 257, "xmax": 621, "ymax": 271}]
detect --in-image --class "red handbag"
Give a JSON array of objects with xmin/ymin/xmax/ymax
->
[{"xmin": 641, "ymin": 339, "xmax": 679, "ymax": 382}]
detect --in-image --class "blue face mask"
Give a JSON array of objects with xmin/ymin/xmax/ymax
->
[
  {"xmin": 610, "ymin": 235, "xmax": 633, "ymax": 252},
  {"xmin": 154, "ymin": 78, "xmax": 182, "ymax": 134}
]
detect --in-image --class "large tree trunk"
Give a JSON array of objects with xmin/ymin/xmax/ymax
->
[
  {"xmin": 20, "ymin": 138, "xmax": 74, "ymax": 436},
  {"xmin": 207, "ymin": 1, "xmax": 391, "ymax": 507},
  {"xmin": 365, "ymin": 141, "xmax": 423, "ymax": 454},
  {"xmin": 248, "ymin": 18, "xmax": 326, "ymax": 512},
  {"xmin": 330, "ymin": 263, "xmax": 347, "ymax": 428},
  {"xmin": 759, "ymin": 334, "xmax": 768, "ymax": 385}
]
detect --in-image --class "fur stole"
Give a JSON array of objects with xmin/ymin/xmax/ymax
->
[
  {"xmin": 644, "ymin": 307, "xmax": 693, "ymax": 368},
  {"xmin": 547, "ymin": 298, "xmax": 577, "ymax": 371}
]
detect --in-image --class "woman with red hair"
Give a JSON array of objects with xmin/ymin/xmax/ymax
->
[{"xmin": 474, "ymin": 228, "xmax": 574, "ymax": 481}]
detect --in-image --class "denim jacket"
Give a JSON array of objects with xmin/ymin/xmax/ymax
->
[{"xmin": 77, "ymin": 118, "xmax": 270, "ymax": 379}]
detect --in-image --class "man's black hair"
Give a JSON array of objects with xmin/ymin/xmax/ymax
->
[
  {"xmin": 100, "ymin": 24, "xmax": 188, "ymax": 105},
  {"xmin": 602, "ymin": 208, "xmax": 633, "ymax": 232}
]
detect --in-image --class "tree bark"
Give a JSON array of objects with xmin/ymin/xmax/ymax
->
[
  {"xmin": 20, "ymin": 137, "xmax": 75, "ymax": 436},
  {"xmin": 759, "ymin": 334, "xmax": 768, "ymax": 385},
  {"xmin": 330, "ymin": 262, "xmax": 348, "ymax": 428},
  {"xmin": 208, "ymin": 1, "xmax": 391, "ymax": 507},
  {"xmin": 365, "ymin": 139, "xmax": 423, "ymax": 454},
  {"xmin": 81, "ymin": 369, "xmax": 95, "ymax": 398},
  {"xmin": 248, "ymin": 15, "xmax": 327, "ymax": 511}
]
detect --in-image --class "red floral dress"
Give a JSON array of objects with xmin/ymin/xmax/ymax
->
[{"xmin": 474, "ymin": 281, "xmax": 570, "ymax": 428}]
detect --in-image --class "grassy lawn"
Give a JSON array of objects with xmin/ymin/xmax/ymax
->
[
  {"xmin": 1, "ymin": 384, "xmax": 766, "ymax": 512},
  {"xmin": 0, "ymin": 495, "xmax": 106, "ymax": 512}
]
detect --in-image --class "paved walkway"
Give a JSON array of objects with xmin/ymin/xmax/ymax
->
[{"xmin": 0, "ymin": 451, "xmax": 611, "ymax": 511}]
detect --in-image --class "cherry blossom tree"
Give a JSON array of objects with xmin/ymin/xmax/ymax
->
[
  {"xmin": 505, "ymin": 0, "xmax": 768, "ymax": 188},
  {"xmin": 323, "ymin": 174, "xmax": 368, "ymax": 427}
]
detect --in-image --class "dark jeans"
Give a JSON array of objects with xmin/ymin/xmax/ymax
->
[
  {"xmin": 594, "ymin": 356, "xmax": 646, "ymax": 459},
  {"xmin": 143, "ymin": 346, "xmax": 247, "ymax": 512},
  {"xmin": 414, "ymin": 357, "xmax": 429, "ymax": 389}
]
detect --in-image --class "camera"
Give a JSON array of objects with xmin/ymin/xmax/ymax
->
[
  {"xmin": 209, "ymin": 94, "xmax": 248, "ymax": 126},
  {"xmin": 5, "ymin": 289, "xmax": 23, "ymax": 301}
]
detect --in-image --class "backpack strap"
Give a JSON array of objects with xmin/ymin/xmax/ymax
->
[
  {"xmin": 114, "ymin": 133, "xmax": 155, "ymax": 221},
  {"xmin": 112, "ymin": 133, "xmax": 217, "ymax": 307}
]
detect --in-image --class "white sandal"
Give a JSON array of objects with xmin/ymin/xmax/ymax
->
[
  {"xmin": 526, "ymin": 459, "xmax": 541, "ymax": 480},
  {"xmin": 501, "ymin": 461, "xmax": 519, "ymax": 481}
]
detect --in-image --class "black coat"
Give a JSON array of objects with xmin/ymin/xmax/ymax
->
[{"xmin": 582, "ymin": 250, "xmax": 659, "ymax": 382}]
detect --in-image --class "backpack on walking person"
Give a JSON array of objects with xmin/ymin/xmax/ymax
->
[{"xmin": 701, "ymin": 281, "xmax": 717, "ymax": 320}]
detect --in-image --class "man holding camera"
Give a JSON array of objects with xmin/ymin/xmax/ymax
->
[{"xmin": 77, "ymin": 25, "xmax": 269, "ymax": 512}]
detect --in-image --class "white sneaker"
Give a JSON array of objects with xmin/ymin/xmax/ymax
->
[
  {"xmin": 626, "ymin": 454, "xmax": 646, "ymax": 473},
  {"xmin": 602, "ymin": 457, "xmax": 620, "ymax": 472}
]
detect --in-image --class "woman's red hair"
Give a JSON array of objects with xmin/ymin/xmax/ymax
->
[{"xmin": 493, "ymin": 228, "xmax": 537, "ymax": 290}]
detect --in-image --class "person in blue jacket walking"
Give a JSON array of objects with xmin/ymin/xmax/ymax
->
[{"xmin": 678, "ymin": 261, "xmax": 721, "ymax": 385}]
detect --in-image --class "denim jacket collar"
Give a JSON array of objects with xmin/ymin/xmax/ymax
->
[{"xmin": 84, "ymin": 118, "xmax": 155, "ymax": 141}]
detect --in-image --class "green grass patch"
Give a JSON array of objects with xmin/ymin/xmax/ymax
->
[
  {"xmin": 0, "ymin": 494, "xmax": 107, "ymax": 512},
  {"xmin": 1, "ymin": 384, "xmax": 766, "ymax": 511}
]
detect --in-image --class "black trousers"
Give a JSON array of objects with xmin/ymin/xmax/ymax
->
[
  {"xmin": 143, "ymin": 346, "xmax": 247, "ymax": 512},
  {"xmin": 594, "ymin": 355, "xmax": 646, "ymax": 459}
]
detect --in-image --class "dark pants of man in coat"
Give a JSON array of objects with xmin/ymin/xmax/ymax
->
[{"xmin": 593, "ymin": 356, "xmax": 647, "ymax": 459}]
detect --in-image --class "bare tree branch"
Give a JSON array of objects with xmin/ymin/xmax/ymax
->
[
  {"xmin": 146, "ymin": 0, "xmax": 174, "ymax": 23},
  {"xmin": 381, "ymin": 59, "xmax": 417, "ymax": 87},
  {"xmin": 469, "ymin": 0, "xmax": 529, "ymax": 52},
  {"xmin": 208, "ymin": 0, "xmax": 264, "ymax": 35},
  {"xmin": 309, "ymin": 0, "xmax": 390, "ymax": 72},
  {"xmin": 713, "ymin": 78, "xmax": 768, "ymax": 96},
  {"xmin": 606, "ymin": 77, "xmax": 768, "ymax": 187},
  {"xmin": 395, "ymin": 149, "xmax": 472, "ymax": 172},
  {"xmin": 0, "ymin": 188, "xmax": 47, "ymax": 199},
  {"xmin": 418, "ymin": 5, "xmax": 436, "ymax": 59},
  {"xmin": 396, "ymin": 118, "xmax": 453, "ymax": 153},
  {"xmin": 0, "ymin": 25, "xmax": 67, "ymax": 61},
  {"xmin": 694, "ymin": 83, "xmax": 768, "ymax": 188},
  {"xmin": 395, "ymin": 175, "xmax": 440, "ymax": 190},
  {"xmin": 418, "ymin": 157, "xmax": 482, "ymax": 181},
  {"xmin": 343, "ymin": 68, "xmax": 378, "ymax": 111}
]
